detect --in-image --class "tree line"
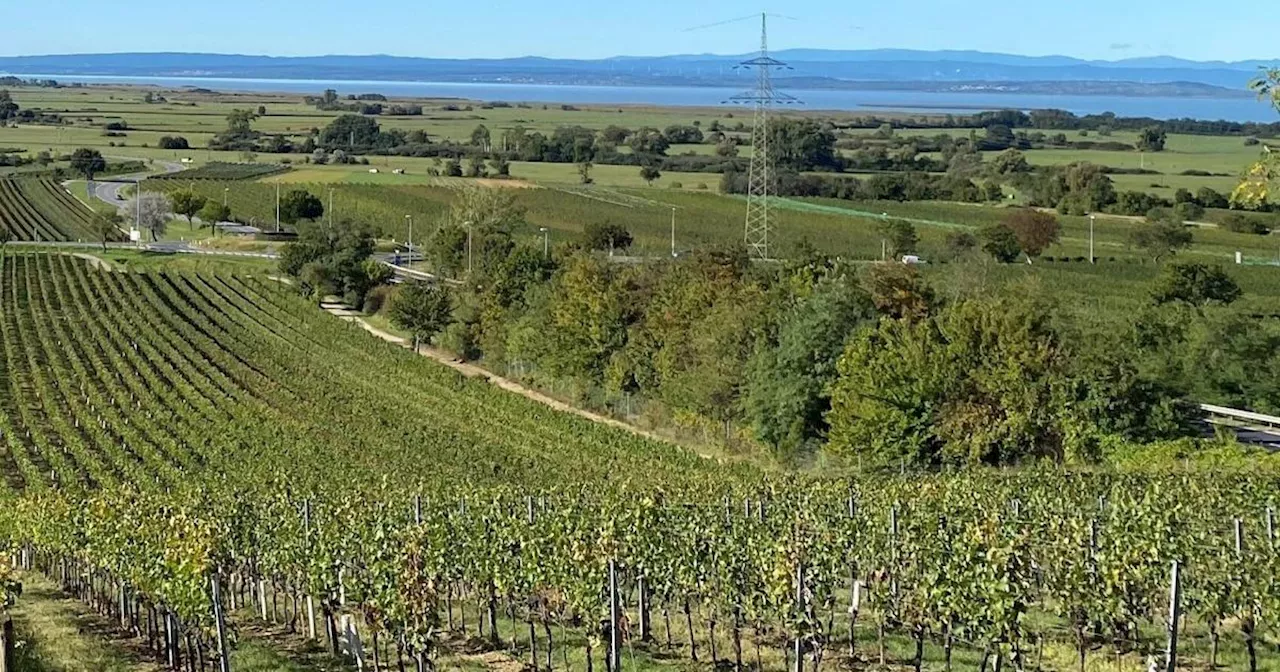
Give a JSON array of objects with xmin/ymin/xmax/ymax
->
[{"xmin": 276, "ymin": 189, "xmax": 1269, "ymax": 467}]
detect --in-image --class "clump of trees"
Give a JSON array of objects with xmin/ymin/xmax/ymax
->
[{"xmin": 278, "ymin": 220, "xmax": 389, "ymax": 306}]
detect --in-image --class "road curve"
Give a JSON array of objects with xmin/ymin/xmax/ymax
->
[{"xmin": 88, "ymin": 159, "xmax": 185, "ymax": 212}]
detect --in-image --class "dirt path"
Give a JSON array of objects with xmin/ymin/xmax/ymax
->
[{"xmin": 320, "ymin": 303, "xmax": 677, "ymax": 447}]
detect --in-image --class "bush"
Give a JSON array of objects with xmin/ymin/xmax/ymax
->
[
  {"xmin": 1221, "ymin": 213, "xmax": 1271, "ymax": 235},
  {"xmin": 362, "ymin": 284, "xmax": 394, "ymax": 315},
  {"xmin": 669, "ymin": 182, "xmax": 683, "ymax": 189}
]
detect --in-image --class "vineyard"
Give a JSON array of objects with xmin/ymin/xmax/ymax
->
[
  {"xmin": 149, "ymin": 162, "xmax": 291, "ymax": 181},
  {"xmin": 0, "ymin": 253, "xmax": 1279, "ymax": 671},
  {"xmin": 0, "ymin": 178, "xmax": 103, "ymax": 241}
]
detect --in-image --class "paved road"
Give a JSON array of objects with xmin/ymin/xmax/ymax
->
[{"xmin": 87, "ymin": 159, "xmax": 185, "ymax": 212}]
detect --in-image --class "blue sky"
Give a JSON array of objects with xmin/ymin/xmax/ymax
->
[{"xmin": 1, "ymin": 0, "xmax": 1269, "ymax": 61}]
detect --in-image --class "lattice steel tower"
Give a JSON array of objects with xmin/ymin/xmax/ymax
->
[{"xmin": 727, "ymin": 13, "xmax": 799, "ymax": 260}]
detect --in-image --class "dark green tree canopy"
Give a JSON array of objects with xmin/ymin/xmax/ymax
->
[
  {"xmin": 582, "ymin": 222, "xmax": 633, "ymax": 253},
  {"xmin": 388, "ymin": 282, "xmax": 454, "ymax": 347},
  {"xmin": 69, "ymin": 148, "xmax": 106, "ymax": 179},
  {"xmin": 1151, "ymin": 262, "xmax": 1242, "ymax": 308},
  {"xmin": 279, "ymin": 189, "xmax": 324, "ymax": 225}
]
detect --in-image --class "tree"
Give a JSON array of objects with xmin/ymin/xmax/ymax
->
[
  {"xmin": 1130, "ymin": 216, "xmax": 1193, "ymax": 261},
  {"xmin": 980, "ymin": 224, "xmax": 1021, "ymax": 263},
  {"xmin": 320, "ymin": 114, "xmax": 381, "ymax": 148},
  {"xmin": 1196, "ymin": 187, "xmax": 1229, "ymax": 209},
  {"xmin": 742, "ymin": 269, "xmax": 875, "ymax": 458},
  {"xmin": 198, "ymin": 201, "xmax": 231, "ymax": 228},
  {"xmin": 158, "ymin": 136, "xmax": 190, "ymax": 150},
  {"xmin": 170, "ymin": 189, "xmax": 207, "ymax": 228},
  {"xmin": 577, "ymin": 161, "xmax": 593, "ymax": 185},
  {"xmin": 1151, "ymin": 262, "xmax": 1242, "ymax": 308},
  {"xmin": 601, "ymin": 125, "xmax": 630, "ymax": 144},
  {"xmin": 543, "ymin": 253, "xmax": 631, "ymax": 383},
  {"xmin": 1221, "ymin": 213, "xmax": 1271, "ymax": 235},
  {"xmin": 582, "ymin": 222, "xmax": 633, "ymax": 255},
  {"xmin": 1136, "ymin": 126, "xmax": 1167, "ymax": 152},
  {"xmin": 279, "ymin": 220, "xmax": 377, "ymax": 304},
  {"xmin": 444, "ymin": 159, "xmax": 463, "ymax": 177},
  {"xmin": 1002, "ymin": 209, "xmax": 1061, "ymax": 262},
  {"xmin": 470, "ymin": 124, "xmax": 491, "ymax": 151},
  {"xmin": 125, "ymin": 192, "xmax": 173, "ymax": 241},
  {"xmin": 1172, "ymin": 201, "xmax": 1205, "ymax": 223},
  {"xmin": 944, "ymin": 231, "xmax": 978, "ymax": 259},
  {"xmin": 862, "ymin": 262, "xmax": 935, "ymax": 321},
  {"xmin": 387, "ymin": 282, "xmax": 454, "ymax": 350},
  {"xmin": 90, "ymin": 210, "xmax": 122, "ymax": 251},
  {"xmin": 225, "ymin": 109, "xmax": 258, "ymax": 136},
  {"xmin": 0, "ymin": 90, "xmax": 18, "ymax": 121},
  {"xmin": 628, "ymin": 127, "xmax": 670, "ymax": 155},
  {"xmin": 70, "ymin": 148, "xmax": 106, "ymax": 180},
  {"xmin": 991, "ymin": 148, "xmax": 1031, "ymax": 175},
  {"xmin": 639, "ymin": 165, "xmax": 661, "ymax": 186},
  {"xmin": 826, "ymin": 299, "xmax": 1081, "ymax": 466},
  {"xmin": 490, "ymin": 157, "xmax": 511, "ymax": 177},
  {"xmin": 876, "ymin": 219, "xmax": 918, "ymax": 258},
  {"xmin": 280, "ymin": 189, "xmax": 324, "ymax": 225}
]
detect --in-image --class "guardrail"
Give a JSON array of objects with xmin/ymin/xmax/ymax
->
[{"xmin": 1199, "ymin": 403, "xmax": 1280, "ymax": 429}]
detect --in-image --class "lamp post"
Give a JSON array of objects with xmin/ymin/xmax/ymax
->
[
  {"xmin": 540, "ymin": 227, "xmax": 549, "ymax": 258},
  {"xmin": 465, "ymin": 220, "xmax": 473, "ymax": 275},
  {"xmin": 405, "ymin": 215, "xmax": 413, "ymax": 256},
  {"xmin": 670, "ymin": 207, "xmax": 677, "ymax": 258},
  {"xmin": 1089, "ymin": 214, "xmax": 1096, "ymax": 264}
]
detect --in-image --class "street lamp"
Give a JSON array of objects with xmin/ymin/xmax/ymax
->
[
  {"xmin": 670, "ymin": 207, "xmax": 677, "ymax": 258},
  {"xmin": 405, "ymin": 215, "xmax": 413, "ymax": 255},
  {"xmin": 222, "ymin": 187, "xmax": 229, "ymax": 207},
  {"xmin": 465, "ymin": 220, "xmax": 473, "ymax": 275},
  {"xmin": 539, "ymin": 227, "xmax": 549, "ymax": 258},
  {"xmin": 1089, "ymin": 214, "xmax": 1096, "ymax": 264}
]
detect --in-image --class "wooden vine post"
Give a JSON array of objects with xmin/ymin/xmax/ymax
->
[
  {"xmin": 211, "ymin": 573, "xmax": 232, "ymax": 672},
  {"xmin": 608, "ymin": 558, "xmax": 622, "ymax": 672},
  {"xmin": 1162, "ymin": 560, "xmax": 1181, "ymax": 672},
  {"xmin": 0, "ymin": 614, "xmax": 13, "ymax": 672}
]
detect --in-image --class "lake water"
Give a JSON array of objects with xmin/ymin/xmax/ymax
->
[{"xmin": 10, "ymin": 73, "xmax": 1280, "ymax": 123}]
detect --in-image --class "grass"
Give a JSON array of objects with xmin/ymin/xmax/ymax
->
[{"xmin": 6, "ymin": 572, "xmax": 161, "ymax": 672}]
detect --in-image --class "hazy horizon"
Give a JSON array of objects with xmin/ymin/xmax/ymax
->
[{"xmin": 3, "ymin": 0, "xmax": 1275, "ymax": 62}]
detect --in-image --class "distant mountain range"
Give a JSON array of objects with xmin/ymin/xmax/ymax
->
[{"xmin": 0, "ymin": 50, "xmax": 1273, "ymax": 97}]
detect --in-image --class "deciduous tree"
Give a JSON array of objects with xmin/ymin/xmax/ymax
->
[
  {"xmin": 388, "ymin": 282, "xmax": 454, "ymax": 350},
  {"xmin": 280, "ymin": 189, "xmax": 324, "ymax": 224},
  {"xmin": 124, "ymin": 192, "xmax": 172, "ymax": 241},
  {"xmin": 1002, "ymin": 209, "xmax": 1060, "ymax": 262},
  {"xmin": 1151, "ymin": 262, "xmax": 1242, "ymax": 308},
  {"xmin": 170, "ymin": 189, "xmax": 207, "ymax": 228},
  {"xmin": 582, "ymin": 222, "xmax": 632, "ymax": 255},
  {"xmin": 69, "ymin": 148, "xmax": 106, "ymax": 179},
  {"xmin": 980, "ymin": 223, "xmax": 1021, "ymax": 263}
]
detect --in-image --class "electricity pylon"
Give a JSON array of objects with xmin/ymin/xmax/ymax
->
[{"xmin": 727, "ymin": 13, "xmax": 800, "ymax": 260}]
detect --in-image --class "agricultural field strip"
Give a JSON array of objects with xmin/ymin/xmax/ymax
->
[{"xmin": 0, "ymin": 178, "xmax": 101, "ymax": 242}]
